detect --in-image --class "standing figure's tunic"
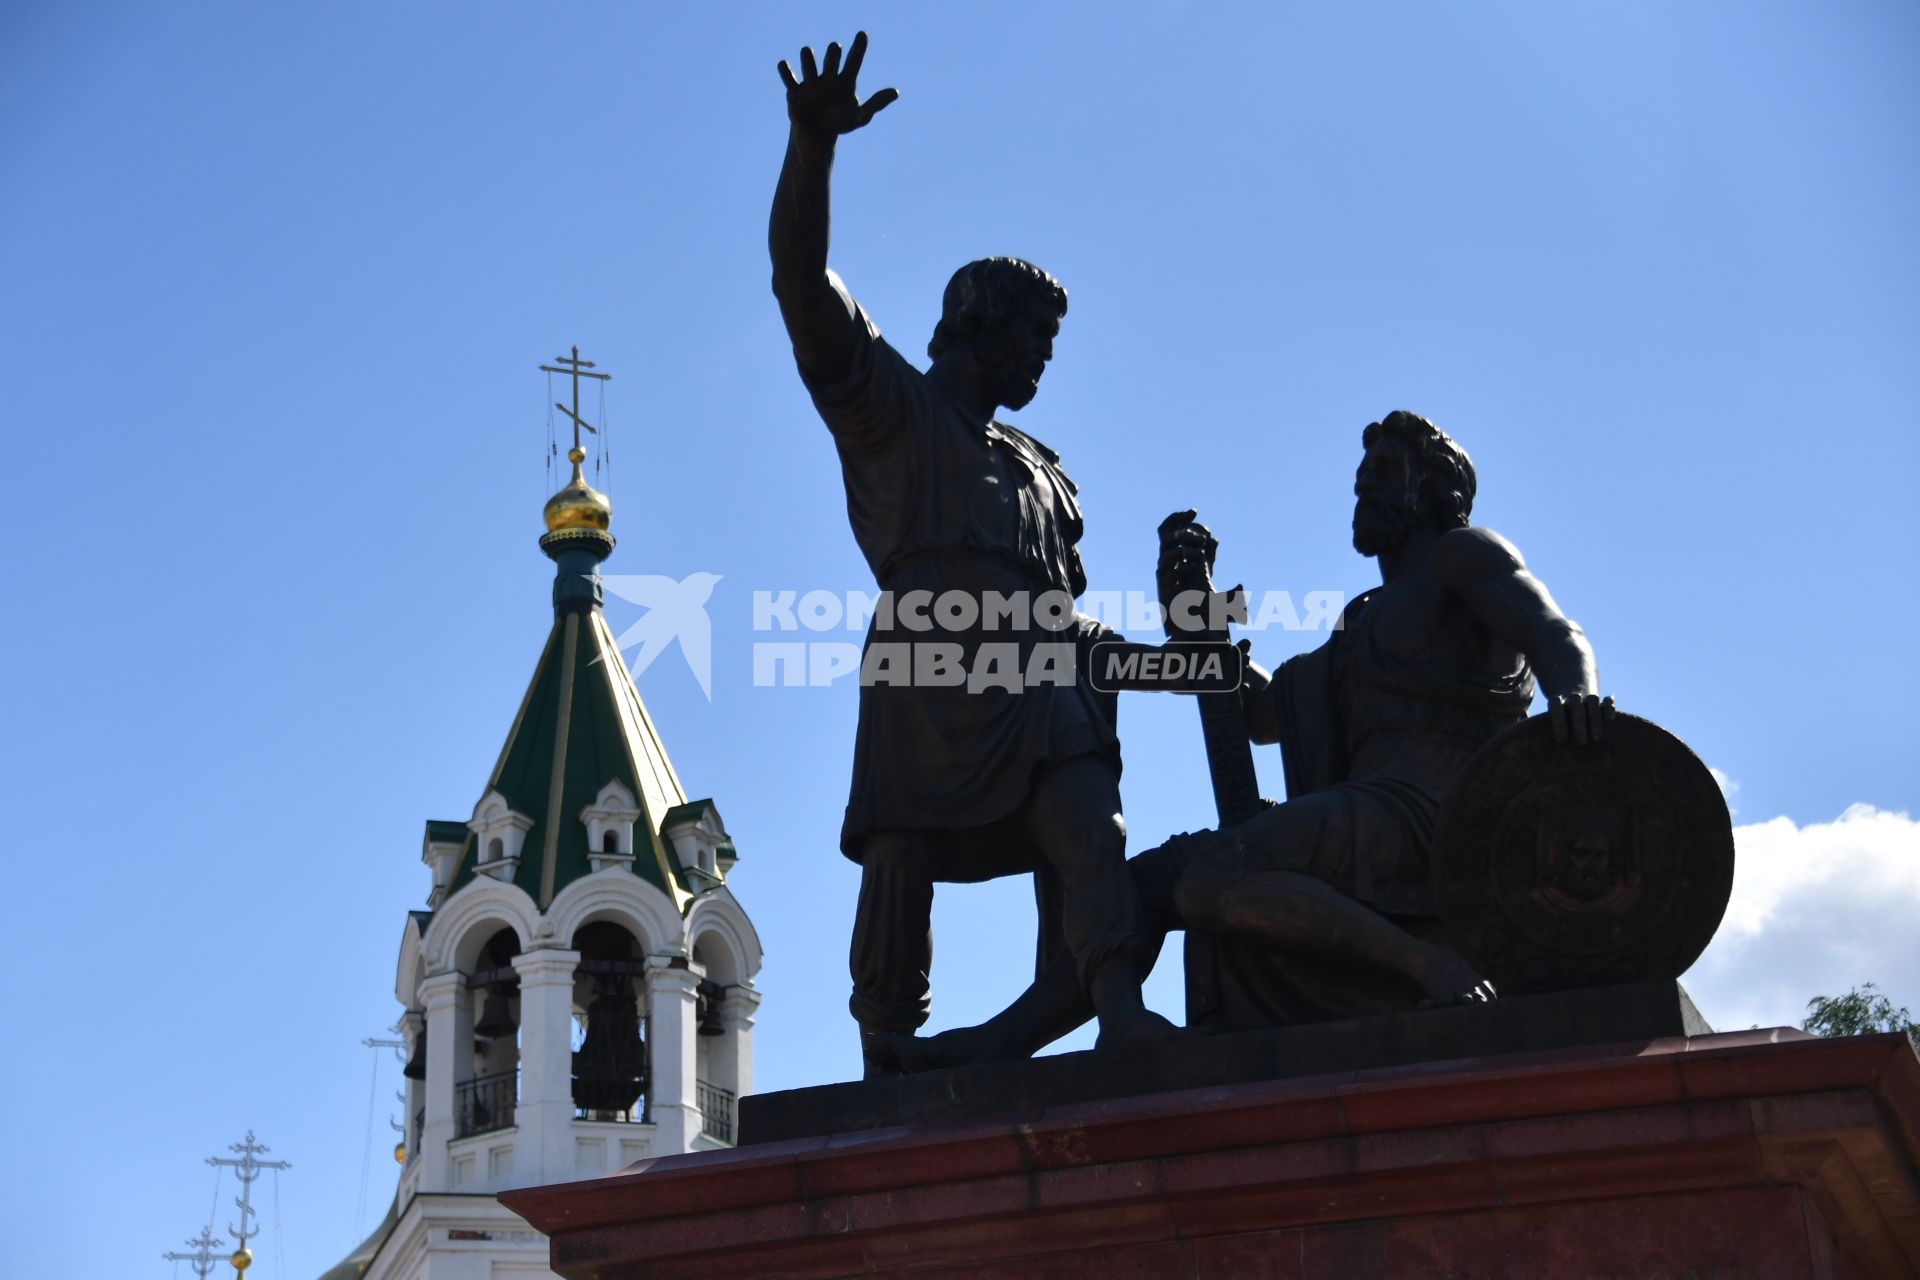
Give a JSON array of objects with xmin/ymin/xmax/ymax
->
[{"xmin": 799, "ymin": 284, "xmax": 1119, "ymax": 859}]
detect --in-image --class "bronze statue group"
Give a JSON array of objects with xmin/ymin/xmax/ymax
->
[{"xmin": 771, "ymin": 33, "xmax": 1627, "ymax": 1079}]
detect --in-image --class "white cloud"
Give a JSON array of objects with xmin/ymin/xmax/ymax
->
[
  {"xmin": 1708, "ymin": 767, "xmax": 1740, "ymax": 817},
  {"xmin": 1681, "ymin": 796, "xmax": 1920, "ymax": 1034}
]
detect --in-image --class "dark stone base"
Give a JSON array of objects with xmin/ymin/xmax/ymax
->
[{"xmin": 741, "ymin": 979, "xmax": 1711, "ymax": 1145}]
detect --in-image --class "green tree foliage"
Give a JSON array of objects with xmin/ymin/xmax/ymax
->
[{"xmin": 1803, "ymin": 983, "xmax": 1920, "ymax": 1050}]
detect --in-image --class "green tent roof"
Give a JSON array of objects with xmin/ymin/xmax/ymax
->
[{"xmin": 448, "ymin": 608, "xmax": 694, "ymax": 911}]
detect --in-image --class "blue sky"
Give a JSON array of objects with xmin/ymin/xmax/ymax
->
[{"xmin": 3, "ymin": 3, "xmax": 1916, "ymax": 1276}]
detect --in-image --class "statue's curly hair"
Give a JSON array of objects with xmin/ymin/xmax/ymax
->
[
  {"xmin": 927, "ymin": 258, "xmax": 1067, "ymax": 361},
  {"xmin": 1361, "ymin": 410, "xmax": 1477, "ymax": 529}
]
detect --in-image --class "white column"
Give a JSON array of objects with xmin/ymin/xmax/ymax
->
[
  {"xmin": 511, "ymin": 947, "xmax": 581, "ymax": 1187},
  {"xmin": 644, "ymin": 956, "xmax": 701, "ymax": 1152},
  {"xmin": 418, "ymin": 970, "xmax": 467, "ymax": 1190},
  {"xmin": 718, "ymin": 982, "xmax": 761, "ymax": 1100}
]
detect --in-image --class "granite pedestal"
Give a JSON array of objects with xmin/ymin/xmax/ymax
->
[
  {"xmin": 503, "ymin": 990, "xmax": 1920, "ymax": 1278},
  {"xmin": 742, "ymin": 981, "xmax": 1712, "ymax": 1145}
]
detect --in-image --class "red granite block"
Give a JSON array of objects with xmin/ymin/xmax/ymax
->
[
  {"xmin": 1760, "ymin": 1133, "xmax": 1920, "ymax": 1277},
  {"xmin": 1029, "ymin": 1081, "xmax": 1351, "ymax": 1168},
  {"xmin": 1492, "ymin": 1136, "xmax": 1764, "ymax": 1207},
  {"xmin": 1332, "ymin": 1070, "xmax": 1506, "ymax": 1135},
  {"xmin": 1156, "ymin": 1122, "xmax": 1484, "ymax": 1200},
  {"xmin": 1478, "ymin": 1052, "xmax": 1686, "ymax": 1117},
  {"xmin": 1875, "ymin": 1041, "xmax": 1920, "ymax": 1152},
  {"xmin": 1168, "ymin": 1164, "xmax": 1505, "ymax": 1238},
  {"xmin": 1015, "ymin": 1117, "xmax": 1096, "ymax": 1169},
  {"xmin": 1681, "ymin": 1034, "xmax": 1893, "ymax": 1101},
  {"xmin": 1335, "ymin": 1052, "xmax": 1684, "ymax": 1135},
  {"xmin": 843, "ymin": 1170, "xmax": 1033, "ymax": 1235},
  {"xmin": 1800, "ymin": 1185, "xmax": 1845, "ymax": 1279},
  {"xmin": 800, "ymin": 1118, "xmax": 1030, "ymax": 1199},
  {"xmin": 1031, "ymin": 1156, "xmax": 1162, "ymax": 1210},
  {"xmin": 1295, "ymin": 1185, "xmax": 1820, "ymax": 1280},
  {"xmin": 1158, "ymin": 1134, "xmax": 1353, "ymax": 1198},
  {"xmin": 1332, "ymin": 1035, "xmax": 1653, "ymax": 1087},
  {"xmin": 1485, "ymin": 1096, "xmax": 1752, "ymax": 1162},
  {"xmin": 555, "ymin": 1193, "xmax": 852, "ymax": 1263},
  {"xmin": 1687, "ymin": 1027, "xmax": 1819, "ymax": 1052},
  {"xmin": 1748, "ymin": 1088, "xmax": 1887, "ymax": 1140},
  {"xmin": 914, "ymin": 1239, "xmax": 1188, "ymax": 1280},
  {"xmin": 1348, "ymin": 1122, "xmax": 1488, "ymax": 1173},
  {"xmin": 570, "ymin": 1231, "xmax": 874, "ymax": 1280},
  {"xmin": 1181, "ymin": 1229, "xmax": 1310, "ymax": 1279},
  {"xmin": 854, "ymin": 1200, "xmax": 1179, "ymax": 1273},
  {"xmin": 502, "ymin": 1136, "xmax": 828, "ymax": 1228}
]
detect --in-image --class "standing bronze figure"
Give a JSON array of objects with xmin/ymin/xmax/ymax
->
[{"xmin": 768, "ymin": 32, "xmax": 1170, "ymax": 1073}]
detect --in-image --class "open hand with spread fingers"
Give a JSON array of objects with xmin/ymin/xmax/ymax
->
[{"xmin": 778, "ymin": 31, "xmax": 899, "ymax": 138}]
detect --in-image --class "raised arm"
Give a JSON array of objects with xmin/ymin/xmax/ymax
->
[
  {"xmin": 769, "ymin": 32, "xmax": 898, "ymax": 385},
  {"xmin": 1434, "ymin": 526, "xmax": 1615, "ymax": 744}
]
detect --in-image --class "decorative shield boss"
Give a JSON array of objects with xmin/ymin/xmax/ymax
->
[{"xmin": 1430, "ymin": 713, "xmax": 1734, "ymax": 996}]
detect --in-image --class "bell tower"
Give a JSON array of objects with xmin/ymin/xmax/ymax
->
[{"xmin": 322, "ymin": 349, "xmax": 763, "ymax": 1280}]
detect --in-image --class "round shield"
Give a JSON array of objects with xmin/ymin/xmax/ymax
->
[{"xmin": 1430, "ymin": 712, "xmax": 1734, "ymax": 997}]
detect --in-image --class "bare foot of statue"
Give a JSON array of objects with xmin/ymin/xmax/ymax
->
[
  {"xmin": 1086, "ymin": 957, "xmax": 1178, "ymax": 1050},
  {"xmin": 1413, "ymin": 944, "xmax": 1498, "ymax": 1008},
  {"xmin": 869, "ymin": 1023, "xmax": 1023, "ymax": 1074},
  {"xmin": 1094, "ymin": 1008, "xmax": 1179, "ymax": 1050},
  {"xmin": 1418, "ymin": 979, "xmax": 1499, "ymax": 1009},
  {"xmin": 859, "ymin": 1028, "xmax": 911, "ymax": 1079}
]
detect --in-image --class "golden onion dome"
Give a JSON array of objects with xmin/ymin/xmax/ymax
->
[{"xmin": 543, "ymin": 446, "xmax": 611, "ymax": 533}]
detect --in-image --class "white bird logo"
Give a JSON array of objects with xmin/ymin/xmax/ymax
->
[{"xmin": 600, "ymin": 572, "xmax": 723, "ymax": 700}]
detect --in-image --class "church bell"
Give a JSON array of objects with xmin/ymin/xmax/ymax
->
[
  {"xmin": 474, "ymin": 983, "xmax": 516, "ymax": 1040},
  {"xmin": 696, "ymin": 978, "xmax": 726, "ymax": 1037},
  {"xmin": 572, "ymin": 974, "xmax": 647, "ymax": 1114}
]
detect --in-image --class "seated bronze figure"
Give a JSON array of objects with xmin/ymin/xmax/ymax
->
[{"xmin": 881, "ymin": 412, "xmax": 1730, "ymax": 1070}]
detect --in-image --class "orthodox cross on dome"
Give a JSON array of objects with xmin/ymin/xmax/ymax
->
[
  {"xmin": 540, "ymin": 345, "xmax": 612, "ymax": 453},
  {"xmin": 162, "ymin": 1225, "xmax": 226, "ymax": 1279},
  {"xmin": 207, "ymin": 1130, "xmax": 290, "ymax": 1271}
]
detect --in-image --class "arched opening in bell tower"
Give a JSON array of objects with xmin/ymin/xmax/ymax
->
[
  {"xmin": 570, "ymin": 921, "xmax": 648, "ymax": 1123},
  {"xmin": 457, "ymin": 926, "xmax": 521, "ymax": 1138},
  {"xmin": 691, "ymin": 932, "xmax": 745, "ymax": 1144}
]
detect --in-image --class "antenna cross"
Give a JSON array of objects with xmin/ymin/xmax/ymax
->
[
  {"xmin": 163, "ymin": 1225, "xmax": 226, "ymax": 1279},
  {"xmin": 539, "ymin": 345, "xmax": 613, "ymax": 453},
  {"xmin": 208, "ymin": 1130, "xmax": 292, "ymax": 1250}
]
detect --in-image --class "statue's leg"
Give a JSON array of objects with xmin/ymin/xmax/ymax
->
[
  {"xmin": 1023, "ymin": 754, "xmax": 1176, "ymax": 1047},
  {"xmin": 883, "ymin": 941, "xmax": 1086, "ymax": 1072},
  {"xmin": 1165, "ymin": 790, "xmax": 1489, "ymax": 1007},
  {"xmin": 849, "ymin": 830, "xmax": 937, "ymax": 1078},
  {"xmin": 1176, "ymin": 867, "xmax": 1486, "ymax": 1005},
  {"xmin": 885, "ymin": 838, "xmax": 1188, "ymax": 1071},
  {"xmin": 1032, "ymin": 859, "xmax": 1067, "ymax": 981}
]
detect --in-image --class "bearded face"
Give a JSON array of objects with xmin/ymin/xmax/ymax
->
[
  {"xmin": 976, "ymin": 303, "xmax": 1059, "ymax": 412},
  {"xmin": 1351, "ymin": 437, "xmax": 1424, "ymax": 556}
]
